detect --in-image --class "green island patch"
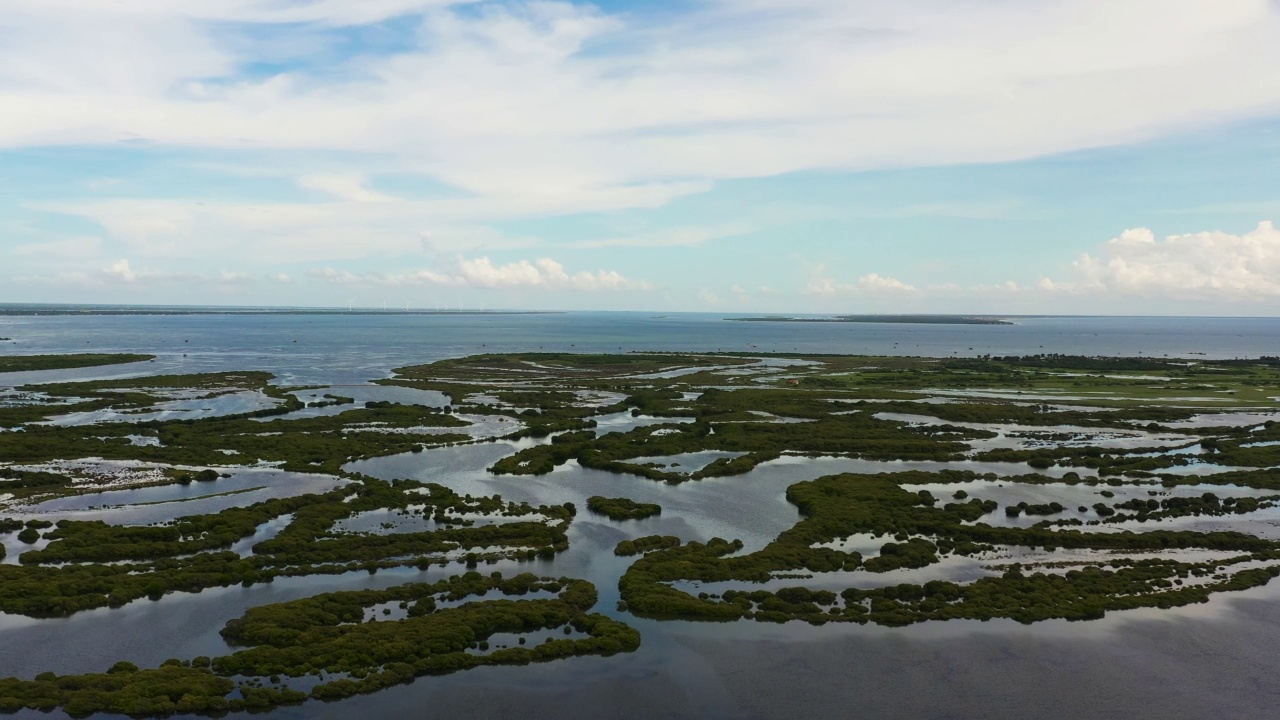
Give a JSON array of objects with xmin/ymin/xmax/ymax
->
[
  {"xmin": 586, "ymin": 496, "xmax": 662, "ymax": 520},
  {"xmin": 0, "ymin": 573, "xmax": 637, "ymax": 716},
  {"xmin": 0, "ymin": 353, "xmax": 155, "ymax": 373}
]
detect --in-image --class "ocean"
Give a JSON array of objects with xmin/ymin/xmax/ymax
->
[{"xmin": 2, "ymin": 311, "xmax": 1279, "ymax": 387}]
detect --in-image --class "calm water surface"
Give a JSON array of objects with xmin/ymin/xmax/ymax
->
[{"xmin": 3, "ymin": 312, "xmax": 1280, "ymax": 386}]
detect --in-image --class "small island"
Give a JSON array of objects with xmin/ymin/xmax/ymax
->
[
  {"xmin": 615, "ymin": 535, "xmax": 682, "ymax": 556},
  {"xmin": 586, "ymin": 496, "xmax": 662, "ymax": 520},
  {"xmin": 732, "ymin": 315, "xmax": 1012, "ymax": 325},
  {"xmin": 0, "ymin": 353, "xmax": 155, "ymax": 373}
]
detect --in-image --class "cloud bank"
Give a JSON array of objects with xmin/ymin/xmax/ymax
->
[
  {"xmin": 5, "ymin": 0, "xmax": 1280, "ymax": 213},
  {"xmin": 309, "ymin": 256, "xmax": 650, "ymax": 291},
  {"xmin": 1044, "ymin": 221, "xmax": 1280, "ymax": 300}
]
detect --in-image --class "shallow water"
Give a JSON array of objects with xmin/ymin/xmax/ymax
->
[
  {"xmin": 6, "ymin": 313, "xmax": 1280, "ymax": 388},
  {"xmin": 11, "ymin": 469, "xmax": 347, "ymax": 525},
  {"xmin": 591, "ymin": 410, "xmax": 695, "ymax": 437},
  {"xmin": 628, "ymin": 450, "xmax": 746, "ymax": 473},
  {"xmin": 43, "ymin": 390, "xmax": 281, "ymax": 426}
]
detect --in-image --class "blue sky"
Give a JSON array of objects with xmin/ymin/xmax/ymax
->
[{"xmin": 3, "ymin": 0, "xmax": 1280, "ymax": 314}]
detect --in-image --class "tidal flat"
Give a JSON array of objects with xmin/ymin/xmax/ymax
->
[{"xmin": 4, "ymin": 348, "xmax": 1280, "ymax": 717}]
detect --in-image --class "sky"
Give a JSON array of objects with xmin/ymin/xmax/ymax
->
[{"xmin": 3, "ymin": 0, "xmax": 1280, "ymax": 314}]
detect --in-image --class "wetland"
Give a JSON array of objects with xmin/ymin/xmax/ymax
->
[{"xmin": 4, "ymin": 312, "xmax": 1280, "ymax": 718}]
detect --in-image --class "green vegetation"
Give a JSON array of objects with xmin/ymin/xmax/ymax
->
[
  {"xmin": 0, "ymin": 373, "xmax": 470, "ymax": 479},
  {"xmin": 0, "ymin": 353, "xmax": 154, "ymax": 373},
  {"xmin": 586, "ymin": 496, "xmax": 661, "ymax": 520},
  {"xmin": 0, "ymin": 371, "xmax": 288, "ymax": 429},
  {"xmin": 490, "ymin": 390, "xmax": 977, "ymax": 483},
  {"xmin": 0, "ymin": 479, "xmax": 572, "ymax": 618},
  {"xmin": 615, "ymin": 535, "xmax": 682, "ymax": 556},
  {"xmin": 8, "ymin": 350, "xmax": 1280, "ymax": 713},
  {"xmin": 618, "ymin": 471, "xmax": 1280, "ymax": 624},
  {"xmin": 0, "ymin": 573, "xmax": 638, "ymax": 716}
]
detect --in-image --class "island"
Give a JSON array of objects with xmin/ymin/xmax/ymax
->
[
  {"xmin": 586, "ymin": 496, "xmax": 662, "ymax": 520},
  {"xmin": 0, "ymin": 353, "xmax": 155, "ymax": 373},
  {"xmin": 732, "ymin": 315, "xmax": 1013, "ymax": 325}
]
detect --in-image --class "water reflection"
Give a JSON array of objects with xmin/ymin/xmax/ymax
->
[{"xmin": 13, "ymin": 469, "xmax": 347, "ymax": 525}]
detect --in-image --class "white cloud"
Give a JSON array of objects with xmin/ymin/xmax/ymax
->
[
  {"xmin": 29, "ymin": 183, "xmax": 703, "ymax": 265},
  {"xmin": 806, "ymin": 265, "xmax": 917, "ymax": 295},
  {"xmin": 1045, "ymin": 221, "xmax": 1280, "ymax": 299},
  {"xmin": 857, "ymin": 273, "xmax": 918, "ymax": 293},
  {"xmin": 94, "ymin": 259, "xmax": 202, "ymax": 285},
  {"xmin": 309, "ymin": 255, "xmax": 650, "ymax": 291},
  {"xmin": 4, "ymin": 0, "xmax": 1280, "ymax": 219},
  {"xmin": 8, "ymin": 1, "xmax": 1280, "ymax": 312},
  {"xmin": 0, "ymin": 1, "xmax": 463, "ymax": 25},
  {"xmin": 307, "ymin": 267, "xmax": 365, "ymax": 284},
  {"xmin": 218, "ymin": 270, "xmax": 255, "ymax": 284},
  {"xmin": 102, "ymin": 259, "xmax": 137, "ymax": 283},
  {"xmin": 960, "ymin": 280, "xmax": 1022, "ymax": 294}
]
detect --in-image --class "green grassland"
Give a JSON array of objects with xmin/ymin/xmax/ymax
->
[{"xmin": 0, "ymin": 353, "xmax": 155, "ymax": 373}]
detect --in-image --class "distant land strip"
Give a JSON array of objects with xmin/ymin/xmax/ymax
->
[
  {"xmin": 0, "ymin": 353, "xmax": 155, "ymax": 373},
  {"xmin": 0, "ymin": 306, "xmax": 558, "ymax": 317},
  {"xmin": 731, "ymin": 315, "xmax": 1014, "ymax": 326}
]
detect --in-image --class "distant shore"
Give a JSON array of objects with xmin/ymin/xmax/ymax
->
[
  {"xmin": 731, "ymin": 314, "xmax": 1013, "ymax": 326},
  {"xmin": 0, "ymin": 305, "xmax": 557, "ymax": 317}
]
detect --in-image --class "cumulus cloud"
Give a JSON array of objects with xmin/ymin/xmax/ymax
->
[
  {"xmin": 64, "ymin": 258, "xmax": 258, "ymax": 287},
  {"xmin": 309, "ymin": 255, "xmax": 650, "ymax": 292},
  {"xmin": 806, "ymin": 265, "xmax": 918, "ymax": 295},
  {"xmin": 94, "ymin": 259, "xmax": 202, "ymax": 285},
  {"xmin": 102, "ymin": 259, "xmax": 137, "ymax": 283},
  {"xmin": 1044, "ymin": 221, "xmax": 1280, "ymax": 299},
  {"xmin": 218, "ymin": 270, "xmax": 255, "ymax": 284},
  {"xmin": 857, "ymin": 273, "xmax": 918, "ymax": 293}
]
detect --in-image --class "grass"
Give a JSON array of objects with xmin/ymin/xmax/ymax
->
[{"xmin": 0, "ymin": 353, "xmax": 154, "ymax": 373}]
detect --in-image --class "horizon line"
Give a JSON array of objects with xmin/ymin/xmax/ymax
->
[{"xmin": 2, "ymin": 302, "xmax": 1280, "ymax": 320}]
